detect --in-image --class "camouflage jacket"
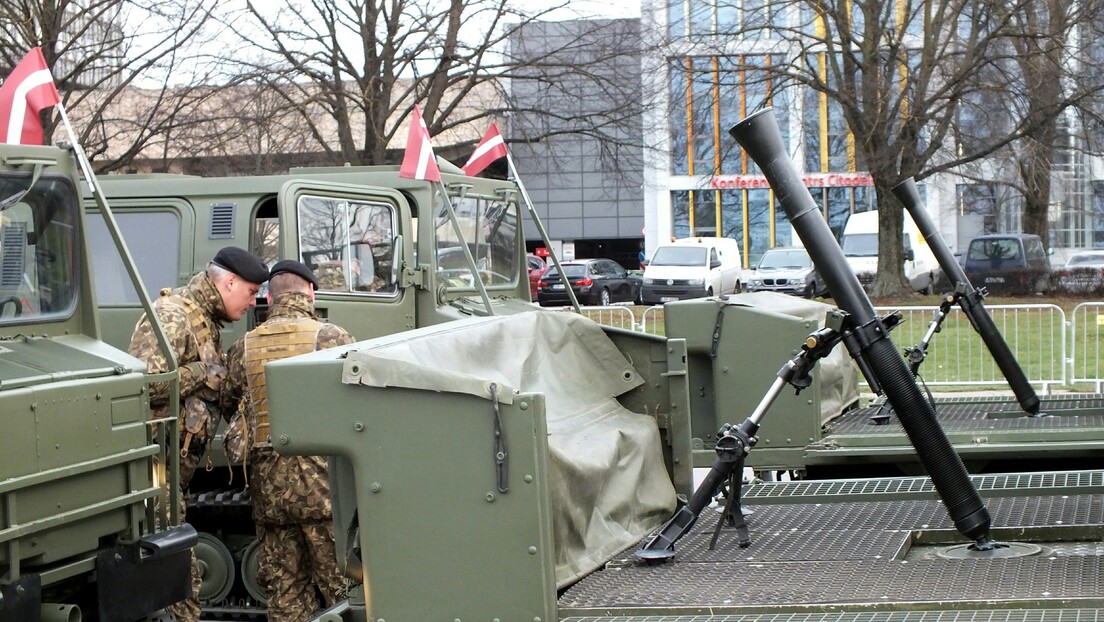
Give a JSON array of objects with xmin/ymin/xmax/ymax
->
[{"xmin": 128, "ymin": 272, "xmax": 231, "ymax": 411}]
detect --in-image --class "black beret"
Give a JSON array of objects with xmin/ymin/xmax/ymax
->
[
  {"xmin": 211, "ymin": 246, "xmax": 269, "ymax": 284},
  {"xmin": 269, "ymin": 259, "xmax": 319, "ymax": 290}
]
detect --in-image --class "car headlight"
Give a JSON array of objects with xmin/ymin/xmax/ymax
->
[
  {"xmin": 750, "ymin": 279, "xmax": 762, "ymax": 286},
  {"xmin": 688, "ymin": 278, "xmax": 704, "ymax": 286},
  {"xmin": 643, "ymin": 277, "xmax": 655, "ymax": 285}
]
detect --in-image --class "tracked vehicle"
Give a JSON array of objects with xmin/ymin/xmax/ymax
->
[
  {"xmin": 262, "ymin": 109, "xmax": 1104, "ymax": 622},
  {"xmin": 0, "ymin": 144, "xmax": 192, "ymax": 621}
]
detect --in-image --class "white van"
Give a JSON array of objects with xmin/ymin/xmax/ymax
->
[
  {"xmin": 641, "ymin": 237, "xmax": 743, "ymax": 304},
  {"xmin": 839, "ymin": 210, "xmax": 937, "ymax": 293}
]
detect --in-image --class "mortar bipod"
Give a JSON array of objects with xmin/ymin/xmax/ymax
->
[
  {"xmin": 870, "ymin": 292, "xmax": 959, "ymax": 424},
  {"xmin": 635, "ymin": 315, "xmax": 866, "ymax": 561}
]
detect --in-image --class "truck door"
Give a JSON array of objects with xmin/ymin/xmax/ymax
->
[{"xmin": 276, "ymin": 181, "xmax": 415, "ymax": 340}]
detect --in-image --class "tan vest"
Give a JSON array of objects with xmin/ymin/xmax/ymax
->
[
  {"xmin": 154, "ymin": 290, "xmax": 222, "ymax": 428},
  {"xmin": 243, "ymin": 317, "xmax": 322, "ymax": 448}
]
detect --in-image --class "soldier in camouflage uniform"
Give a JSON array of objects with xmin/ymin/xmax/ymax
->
[
  {"xmin": 128, "ymin": 246, "xmax": 268, "ymax": 622},
  {"xmin": 224, "ymin": 260, "xmax": 354, "ymax": 622}
]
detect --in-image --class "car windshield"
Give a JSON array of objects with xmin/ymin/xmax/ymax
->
[
  {"xmin": 1067, "ymin": 254, "xmax": 1104, "ymax": 267},
  {"xmin": 757, "ymin": 250, "xmax": 811, "ymax": 269},
  {"xmin": 841, "ymin": 233, "xmax": 877, "ymax": 257},
  {"xmin": 650, "ymin": 246, "xmax": 706, "ymax": 266},
  {"xmin": 968, "ymin": 239, "xmax": 1023, "ymax": 261}
]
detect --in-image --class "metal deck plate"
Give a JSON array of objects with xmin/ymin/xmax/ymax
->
[
  {"xmin": 838, "ymin": 394, "xmax": 1104, "ymax": 434},
  {"xmin": 557, "ymin": 475, "xmax": 1104, "ymax": 619}
]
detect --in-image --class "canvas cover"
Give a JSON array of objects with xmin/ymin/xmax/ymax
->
[
  {"xmin": 725, "ymin": 292, "xmax": 862, "ymax": 425},
  {"xmin": 340, "ymin": 311, "xmax": 677, "ymax": 587}
]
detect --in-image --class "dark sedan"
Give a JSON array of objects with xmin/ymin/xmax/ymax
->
[{"xmin": 536, "ymin": 258, "xmax": 642, "ymax": 306}]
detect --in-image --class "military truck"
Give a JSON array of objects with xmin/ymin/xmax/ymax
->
[
  {"xmin": 0, "ymin": 144, "xmax": 193, "ymax": 621},
  {"xmin": 84, "ymin": 160, "xmax": 549, "ymax": 615}
]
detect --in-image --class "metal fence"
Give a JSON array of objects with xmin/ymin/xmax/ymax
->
[
  {"xmin": 1070, "ymin": 302, "xmax": 1104, "ymax": 391},
  {"xmin": 870, "ymin": 304, "xmax": 1066, "ymax": 391},
  {"xmin": 559, "ymin": 302, "xmax": 1100, "ymax": 391}
]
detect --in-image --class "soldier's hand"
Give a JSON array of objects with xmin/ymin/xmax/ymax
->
[{"xmin": 204, "ymin": 362, "xmax": 227, "ymax": 392}]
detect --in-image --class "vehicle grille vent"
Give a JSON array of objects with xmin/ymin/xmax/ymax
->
[
  {"xmin": 209, "ymin": 203, "xmax": 235, "ymax": 239},
  {"xmin": 1, "ymin": 223, "xmax": 26, "ymax": 287}
]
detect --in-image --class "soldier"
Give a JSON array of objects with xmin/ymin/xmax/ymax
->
[
  {"xmin": 224, "ymin": 260, "xmax": 354, "ymax": 622},
  {"xmin": 128, "ymin": 245, "xmax": 268, "ymax": 622}
]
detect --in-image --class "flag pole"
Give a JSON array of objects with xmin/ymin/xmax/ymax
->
[
  {"xmin": 435, "ymin": 179, "xmax": 494, "ymax": 314},
  {"xmin": 504, "ymin": 151, "xmax": 581, "ymax": 312},
  {"xmin": 54, "ymin": 100, "xmax": 182, "ymax": 527}
]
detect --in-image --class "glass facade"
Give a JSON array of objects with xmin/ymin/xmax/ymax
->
[
  {"xmin": 667, "ymin": 50, "xmax": 871, "ymax": 264},
  {"xmin": 661, "ymin": 0, "xmax": 1104, "ymax": 259}
]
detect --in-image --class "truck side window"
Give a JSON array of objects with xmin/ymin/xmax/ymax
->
[
  {"xmin": 87, "ymin": 211, "xmax": 181, "ymax": 305},
  {"xmin": 297, "ymin": 194, "xmax": 397, "ymax": 295}
]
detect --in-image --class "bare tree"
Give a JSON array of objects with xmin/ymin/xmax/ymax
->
[
  {"xmin": 0, "ymin": 0, "xmax": 230, "ymax": 172},
  {"xmin": 209, "ymin": 0, "xmax": 645, "ymax": 169}
]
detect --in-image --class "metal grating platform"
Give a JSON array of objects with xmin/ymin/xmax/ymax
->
[
  {"xmin": 837, "ymin": 395, "xmax": 1104, "ymax": 435},
  {"xmin": 557, "ymin": 481, "xmax": 1104, "ymax": 619}
]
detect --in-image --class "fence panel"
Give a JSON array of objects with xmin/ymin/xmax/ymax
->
[
  {"xmin": 551, "ymin": 305, "xmax": 638, "ymax": 332},
  {"xmin": 639, "ymin": 306, "xmax": 664, "ymax": 335},
  {"xmin": 872, "ymin": 304, "xmax": 1066, "ymax": 389},
  {"xmin": 1070, "ymin": 303, "xmax": 1104, "ymax": 390}
]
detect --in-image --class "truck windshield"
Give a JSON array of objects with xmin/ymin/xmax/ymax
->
[
  {"xmin": 650, "ymin": 246, "xmax": 706, "ymax": 266},
  {"xmin": 435, "ymin": 194, "xmax": 520, "ymax": 290},
  {"xmin": 0, "ymin": 174, "xmax": 79, "ymax": 323},
  {"xmin": 841, "ymin": 233, "xmax": 878, "ymax": 257}
]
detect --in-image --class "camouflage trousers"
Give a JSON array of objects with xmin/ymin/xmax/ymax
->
[
  {"xmin": 167, "ymin": 438, "xmax": 207, "ymax": 622},
  {"xmin": 257, "ymin": 520, "xmax": 344, "ymax": 622}
]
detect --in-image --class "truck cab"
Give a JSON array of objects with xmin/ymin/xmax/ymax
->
[
  {"xmin": 0, "ymin": 145, "xmax": 192, "ymax": 621},
  {"xmin": 87, "ymin": 160, "xmax": 534, "ymax": 351}
]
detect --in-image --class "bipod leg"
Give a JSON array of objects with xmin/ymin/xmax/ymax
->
[{"xmin": 708, "ymin": 459, "xmax": 750, "ymax": 549}]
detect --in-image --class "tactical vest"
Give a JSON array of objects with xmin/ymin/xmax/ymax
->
[{"xmin": 243, "ymin": 317, "xmax": 322, "ymax": 449}]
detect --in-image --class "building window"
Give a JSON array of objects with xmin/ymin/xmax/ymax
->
[{"xmin": 671, "ymin": 54, "xmax": 788, "ymax": 177}]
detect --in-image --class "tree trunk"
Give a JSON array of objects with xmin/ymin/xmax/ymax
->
[{"xmin": 871, "ymin": 183, "xmax": 913, "ymax": 298}]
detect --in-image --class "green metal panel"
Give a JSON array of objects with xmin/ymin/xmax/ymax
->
[
  {"xmin": 662, "ymin": 299, "xmax": 828, "ymax": 469},
  {"xmin": 266, "ymin": 353, "xmax": 557, "ymax": 621}
]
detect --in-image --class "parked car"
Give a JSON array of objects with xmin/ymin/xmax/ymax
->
[
  {"xmin": 527, "ymin": 254, "xmax": 546, "ymax": 298},
  {"xmin": 1059, "ymin": 251, "xmax": 1104, "ymax": 294},
  {"xmin": 746, "ymin": 246, "xmax": 828, "ymax": 298},
  {"xmin": 963, "ymin": 233, "xmax": 1051, "ymax": 295},
  {"xmin": 536, "ymin": 258, "xmax": 642, "ymax": 307}
]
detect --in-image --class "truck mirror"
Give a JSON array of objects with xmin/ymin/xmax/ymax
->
[
  {"xmin": 711, "ymin": 258, "xmax": 722, "ymax": 269},
  {"xmin": 905, "ymin": 249, "xmax": 915, "ymax": 262}
]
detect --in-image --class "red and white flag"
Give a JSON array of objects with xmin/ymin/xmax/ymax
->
[
  {"xmin": 0, "ymin": 47, "xmax": 60, "ymax": 145},
  {"xmin": 462, "ymin": 123, "xmax": 508, "ymax": 176},
  {"xmin": 399, "ymin": 105, "xmax": 441, "ymax": 182}
]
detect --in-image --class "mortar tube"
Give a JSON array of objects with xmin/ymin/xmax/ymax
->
[
  {"xmin": 892, "ymin": 178, "xmax": 1039, "ymax": 415},
  {"xmin": 729, "ymin": 108, "xmax": 992, "ymax": 545}
]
